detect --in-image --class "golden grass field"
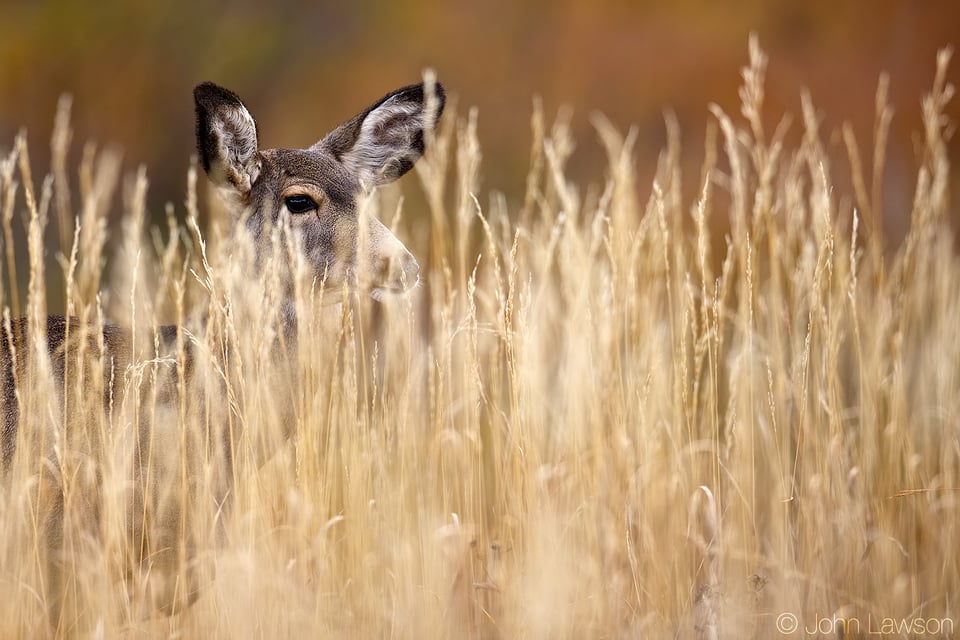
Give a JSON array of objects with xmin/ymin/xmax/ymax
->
[{"xmin": 0, "ymin": 40, "xmax": 957, "ymax": 638}]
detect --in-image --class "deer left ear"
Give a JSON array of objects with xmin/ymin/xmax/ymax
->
[
  {"xmin": 317, "ymin": 82, "xmax": 445, "ymax": 187},
  {"xmin": 194, "ymin": 82, "xmax": 261, "ymax": 196}
]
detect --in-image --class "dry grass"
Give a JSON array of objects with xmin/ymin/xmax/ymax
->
[{"xmin": 0, "ymin": 39, "xmax": 958, "ymax": 638}]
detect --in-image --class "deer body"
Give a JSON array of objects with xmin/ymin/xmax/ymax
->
[{"xmin": 0, "ymin": 79, "xmax": 444, "ymax": 627}]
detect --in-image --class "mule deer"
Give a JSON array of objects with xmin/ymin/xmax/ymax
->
[{"xmin": 1, "ymin": 79, "xmax": 445, "ymax": 629}]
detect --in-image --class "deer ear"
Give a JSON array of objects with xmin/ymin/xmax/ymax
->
[
  {"xmin": 317, "ymin": 82, "xmax": 445, "ymax": 187},
  {"xmin": 194, "ymin": 82, "xmax": 261, "ymax": 195}
]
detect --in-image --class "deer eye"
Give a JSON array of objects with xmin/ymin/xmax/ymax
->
[{"xmin": 284, "ymin": 195, "xmax": 318, "ymax": 214}]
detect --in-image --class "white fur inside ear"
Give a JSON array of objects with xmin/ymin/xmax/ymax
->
[
  {"xmin": 341, "ymin": 97, "xmax": 422, "ymax": 185},
  {"xmin": 213, "ymin": 105, "xmax": 259, "ymax": 192}
]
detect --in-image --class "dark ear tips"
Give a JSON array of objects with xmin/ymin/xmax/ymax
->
[
  {"xmin": 194, "ymin": 82, "xmax": 243, "ymax": 107},
  {"xmin": 193, "ymin": 82, "xmax": 213, "ymax": 103},
  {"xmin": 392, "ymin": 82, "xmax": 447, "ymax": 119},
  {"xmin": 193, "ymin": 82, "xmax": 260, "ymax": 190}
]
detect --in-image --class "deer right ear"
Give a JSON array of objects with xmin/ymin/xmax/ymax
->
[
  {"xmin": 194, "ymin": 82, "xmax": 261, "ymax": 196},
  {"xmin": 317, "ymin": 82, "xmax": 445, "ymax": 187}
]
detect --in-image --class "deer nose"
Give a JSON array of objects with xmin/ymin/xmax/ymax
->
[
  {"xmin": 402, "ymin": 254, "xmax": 420, "ymax": 285},
  {"xmin": 373, "ymin": 251, "xmax": 420, "ymax": 291}
]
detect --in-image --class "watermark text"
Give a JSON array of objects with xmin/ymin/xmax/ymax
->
[{"xmin": 776, "ymin": 611, "xmax": 954, "ymax": 636}]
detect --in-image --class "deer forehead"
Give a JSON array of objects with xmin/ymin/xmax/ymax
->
[{"xmin": 258, "ymin": 148, "xmax": 360, "ymax": 209}]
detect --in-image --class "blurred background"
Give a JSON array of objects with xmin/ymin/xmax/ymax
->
[{"xmin": 0, "ymin": 0, "xmax": 958, "ymax": 242}]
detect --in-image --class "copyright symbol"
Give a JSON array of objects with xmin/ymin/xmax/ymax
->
[{"xmin": 777, "ymin": 612, "xmax": 799, "ymax": 634}]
